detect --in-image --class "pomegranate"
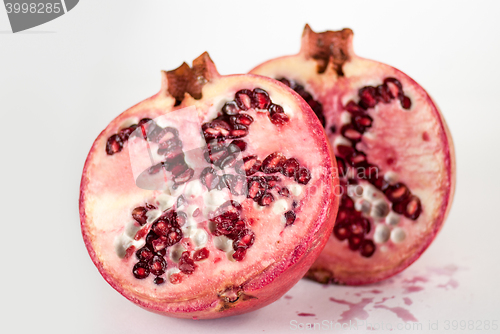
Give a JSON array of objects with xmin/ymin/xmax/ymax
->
[
  {"xmin": 251, "ymin": 25, "xmax": 456, "ymax": 285},
  {"xmin": 80, "ymin": 52, "xmax": 338, "ymax": 318}
]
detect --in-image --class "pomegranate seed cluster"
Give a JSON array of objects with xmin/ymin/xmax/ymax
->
[
  {"xmin": 130, "ymin": 205, "xmax": 210, "ymax": 284},
  {"xmin": 108, "ymin": 87, "xmax": 313, "ymax": 285},
  {"xmin": 282, "ymin": 77, "xmax": 421, "ymax": 258},
  {"xmin": 200, "ymin": 88, "xmax": 310, "ymax": 233}
]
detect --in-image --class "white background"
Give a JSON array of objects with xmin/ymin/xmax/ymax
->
[{"xmin": 1, "ymin": 1, "xmax": 500, "ymax": 333}]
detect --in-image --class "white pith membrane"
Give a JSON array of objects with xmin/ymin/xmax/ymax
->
[
  {"xmin": 250, "ymin": 26, "xmax": 455, "ymax": 285},
  {"xmin": 80, "ymin": 64, "xmax": 338, "ymax": 318}
]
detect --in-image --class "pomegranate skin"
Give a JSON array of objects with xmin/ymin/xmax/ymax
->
[
  {"xmin": 80, "ymin": 52, "xmax": 338, "ymax": 318},
  {"xmin": 251, "ymin": 25, "xmax": 456, "ymax": 285}
]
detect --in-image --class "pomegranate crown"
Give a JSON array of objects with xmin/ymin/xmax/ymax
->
[
  {"xmin": 300, "ymin": 24, "xmax": 354, "ymax": 75},
  {"xmin": 161, "ymin": 52, "xmax": 220, "ymax": 104}
]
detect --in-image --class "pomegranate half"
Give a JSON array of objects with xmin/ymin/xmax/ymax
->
[
  {"xmin": 79, "ymin": 52, "xmax": 338, "ymax": 318},
  {"xmin": 251, "ymin": 25, "xmax": 456, "ymax": 285}
]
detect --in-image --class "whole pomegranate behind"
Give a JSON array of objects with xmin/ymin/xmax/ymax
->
[
  {"xmin": 80, "ymin": 52, "xmax": 339, "ymax": 319},
  {"xmin": 251, "ymin": 25, "xmax": 456, "ymax": 285}
]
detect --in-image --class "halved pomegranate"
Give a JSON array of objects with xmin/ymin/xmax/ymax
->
[
  {"xmin": 251, "ymin": 25, "xmax": 456, "ymax": 285},
  {"xmin": 80, "ymin": 52, "xmax": 338, "ymax": 318}
]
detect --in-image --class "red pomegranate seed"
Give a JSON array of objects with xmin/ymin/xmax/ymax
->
[
  {"xmin": 227, "ymin": 220, "xmax": 247, "ymax": 239},
  {"xmin": 269, "ymin": 103, "xmax": 284, "ymax": 114},
  {"xmin": 219, "ymin": 154, "xmax": 238, "ymax": 169},
  {"xmin": 151, "ymin": 127, "xmax": 179, "ymax": 143},
  {"xmin": 152, "ymin": 219, "xmax": 171, "ymax": 236},
  {"xmin": 258, "ymin": 193, "xmax": 275, "ymax": 206},
  {"xmin": 360, "ymin": 239, "xmax": 376, "ymax": 257},
  {"xmin": 148, "ymin": 255, "xmax": 167, "ymax": 276},
  {"xmin": 206, "ymin": 139, "xmax": 226, "ymax": 153},
  {"xmin": 337, "ymin": 145, "xmax": 354, "ymax": 157},
  {"xmin": 404, "ymin": 195, "xmax": 422, "ymax": 220},
  {"xmin": 125, "ymin": 246, "xmax": 136, "ymax": 260},
  {"xmin": 169, "ymin": 273, "xmax": 183, "ymax": 284},
  {"xmin": 224, "ymin": 174, "xmax": 247, "ymax": 196},
  {"xmin": 139, "ymin": 118, "xmax": 161, "ymax": 141},
  {"xmin": 213, "ymin": 219, "xmax": 237, "ymax": 237},
  {"xmin": 369, "ymin": 175, "xmax": 389, "ymax": 191},
  {"xmin": 193, "ymin": 248, "xmax": 210, "ymax": 261},
  {"xmin": 165, "ymin": 227, "xmax": 183, "ymax": 246},
  {"xmin": 222, "ymin": 101, "xmax": 240, "ymax": 115},
  {"xmin": 233, "ymin": 230, "xmax": 256, "ymax": 250},
  {"xmin": 118, "ymin": 124, "xmax": 138, "ymax": 142},
  {"xmin": 336, "ymin": 157, "xmax": 347, "ymax": 177},
  {"xmin": 294, "ymin": 84, "xmax": 312, "ymax": 101},
  {"xmin": 392, "ymin": 200, "xmax": 405, "ymax": 214},
  {"xmin": 230, "ymin": 113, "xmax": 254, "ymax": 126},
  {"xmin": 154, "ymin": 277, "xmax": 165, "ymax": 285},
  {"xmin": 278, "ymin": 78, "xmax": 292, "ymax": 87},
  {"xmin": 178, "ymin": 252, "xmax": 196, "ymax": 275},
  {"xmin": 229, "ymin": 139, "xmax": 247, "ymax": 152},
  {"xmin": 376, "ymin": 84, "xmax": 392, "ymax": 103},
  {"xmin": 336, "ymin": 209, "xmax": 349, "ymax": 221},
  {"xmin": 349, "ymin": 219, "xmax": 366, "ymax": 236},
  {"xmin": 341, "ymin": 124, "xmax": 363, "ymax": 141},
  {"xmin": 247, "ymin": 177, "xmax": 266, "ymax": 201},
  {"xmin": 348, "ymin": 235, "xmax": 364, "ymax": 250},
  {"xmin": 269, "ymin": 112, "xmax": 290, "ymax": 125},
  {"xmin": 211, "ymin": 213, "xmax": 240, "ymax": 234},
  {"xmin": 278, "ymin": 187, "xmax": 290, "ymax": 197},
  {"xmin": 383, "ymin": 77, "xmax": 403, "ymax": 98},
  {"xmin": 360, "ymin": 164, "xmax": 379, "ymax": 180},
  {"xmin": 295, "ymin": 167, "xmax": 311, "ymax": 185},
  {"xmin": 352, "ymin": 114, "xmax": 373, "ymax": 132},
  {"xmin": 170, "ymin": 162, "xmax": 188, "ymax": 177},
  {"xmin": 202, "ymin": 120, "xmax": 231, "ymax": 140},
  {"xmin": 157, "ymin": 137, "xmax": 182, "ymax": 155},
  {"xmin": 333, "ymin": 221, "xmax": 351, "ymax": 240},
  {"xmin": 282, "ymin": 158, "xmax": 300, "ymax": 178},
  {"xmin": 131, "ymin": 206, "xmax": 148, "ymax": 226},
  {"xmin": 307, "ymin": 99, "xmax": 326, "ymax": 127},
  {"xmin": 359, "ymin": 86, "xmax": 378, "ymax": 109},
  {"xmin": 264, "ymin": 175, "xmax": 280, "ymax": 188},
  {"xmin": 361, "ymin": 217, "xmax": 371, "ymax": 234},
  {"xmin": 145, "ymin": 231, "xmax": 158, "ymax": 246},
  {"xmin": 174, "ymin": 168, "xmax": 194, "ymax": 185},
  {"xmin": 261, "ymin": 152, "xmax": 286, "ymax": 174},
  {"xmin": 341, "ymin": 194, "xmax": 355, "ymax": 210},
  {"xmin": 232, "ymin": 249, "xmax": 246, "ymax": 261},
  {"xmin": 206, "ymin": 147, "xmax": 228, "ymax": 166},
  {"xmin": 200, "ymin": 167, "xmax": 220, "ymax": 190},
  {"xmin": 151, "ymin": 236, "xmax": 168, "ymax": 251},
  {"xmin": 346, "ymin": 151, "xmax": 367, "ymax": 167},
  {"xmin": 132, "ymin": 262, "xmax": 150, "ymax": 279},
  {"xmin": 152, "ymin": 227, "xmax": 182, "ymax": 251},
  {"xmin": 345, "ymin": 100, "xmax": 366, "ymax": 113},
  {"xmin": 384, "ymin": 183, "xmax": 410, "ymax": 203},
  {"xmin": 252, "ymin": 88, "xmax": 271, "ymax": 109},
  {"xmin": 136, "ymin": 246, "xmax": 155, "ymax": 262},
  {"xmin": 242, "ymin": 155, "xmax": 262, "ymax": 176},
  {"xmin": 229, "ymin": 126, "xmax": 249, "ymax": 139},
  {"xmin": 106, "ymin": 134, "xmax": 123, "ymax": 155},
  {"xmin": 284, "ymin": 211, "xmax": 296, "ymax": 227},
  {"xmin": 235, "ymin": 89, "xmax": 253, "ymax": 110},
  {"xmin": 219, "ymin": 200, "xmax": 243, "ymax": 215},
  {"xmin": 401, "ymin": 95, "xmax": 412, "ymax": 109}
]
